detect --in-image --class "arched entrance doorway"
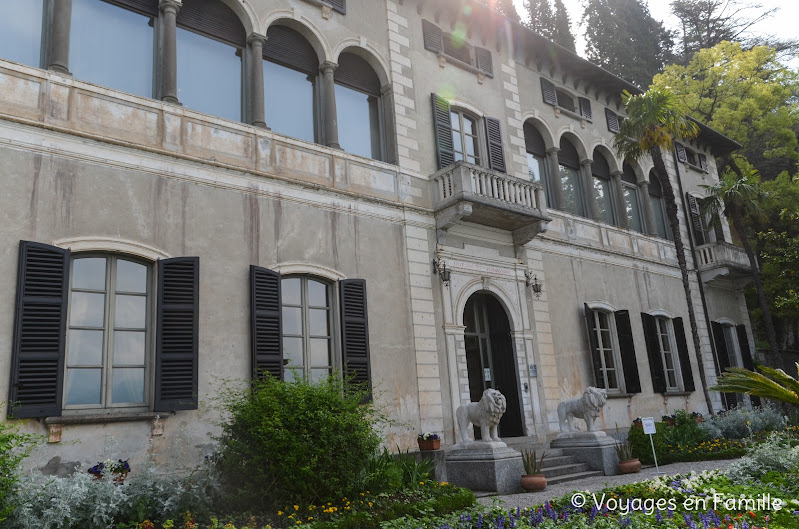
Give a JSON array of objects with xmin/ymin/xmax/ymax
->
[{"xmin": 463, "ymin": 292, "xmax": 524, "ymax": 438}]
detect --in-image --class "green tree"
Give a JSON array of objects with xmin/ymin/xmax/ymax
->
[
  {"xmin": 583, "ymin": 0, "xmax": 674, "ymax": 88},
  {"xmin": 614, "ymin": 87, "xmax": 716, "ymax": 415},
  {"xmin": 524, "ymin": 0, "xmax": 555, "ymax": 37},
  {"xmin": 486, "ymin": 0, "xmax": 520, "ymax": 22},
  {"xmin": 653, "ymin": 42, "xmax": 799, "ymax": 181},
  {"xmin": 700, "ymin": 170, "xmax": 781, "ymax": 366},
  {"xmin": 710, "ymin": 363, "xmax": 799, "ymax": 408},
  {"xmin": 551, "ymin": 0, "xmax": 575, "ymax": 52}
]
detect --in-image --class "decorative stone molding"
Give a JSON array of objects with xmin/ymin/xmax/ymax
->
[{"xmin": 48, "ymin": 424, "xmax": 63, "ymax": 443}]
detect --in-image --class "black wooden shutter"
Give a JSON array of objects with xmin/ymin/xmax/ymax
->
[
  {"xmin": 675, "ymin": 142, "xmax": 688, "ymax": 163},
  {"xmin": 541, "ymin": 78, "xmax": 557, "ymax": 106},
  {"xmin": 698, "ymin": 153, "xmax": 708, "ymax": 171},
  {"xmin": 8, "ymin": 241, "xmax": 70, "ymax": 419},
  {"xmin": 484, "ymin": 117, "xmax": 507, "ymax": 173},
  {"xmin": 155, "ymin": 257, "xmax": 199, "ymax": 412},
  {"xmin": 713, "ymin": 214, "xmax": 725, "ymax": 242},
  {"xmin": 736, "ymin": 325, "xmax": 760, "ymax": 405},
  {"xmin": 251, "ymin": 266, "xmax": 282, "ymax": 380},
  {"xmin": 584, "ymin": 304, "xmax": 604, "ymax": 389},
  {"xmin": 422, "ymin": 20, "xmax": 444, "ymax": 54},
  {"xmin": 673, "ymin": 317, "xmax": 695, "ymax": 392},
  {"xmin": 325, "ymin": 0, "xmax": 346, "ymax": 14},
  {"xmin": 339, "ymin": 279, "xmax": 371, "ymax": 399},
  {"xmin": 712, "ymin": 321, "xmax": 736, "ymax": 408},
  {"xmin": 605, "ymin": 108, "xmax": 619, "ymax": 133},
  {"xmin": 615, "ymin": 310, "xmax": 641, "ymax": 393},
  {"xmin": 641, "ymin": 313, "xmax": 666, "ymax": 394},
  {"xmin": 175, "ymin": 0, "xmax": 247, "ymax": 48},
  {"xmin": 432, "ymin": 93, "xmax": 454, "ymax": 170},
  {"xmin": 578, "ymin": 97, "xmax": 592, "ymax": 121},
  {"xmin": 475, "ymin": 47, "xmax": 493, "ymax": 77},
  {"xmin": 686, "ymin": 193, "xmax": 706, "ymax": 246}
]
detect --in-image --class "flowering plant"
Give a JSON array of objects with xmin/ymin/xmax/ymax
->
[
  {"xmin": 87, "ymin": 459, "xmax": 131, "ymax": 477},
  {"xmin": 418, "ymin": 432, "xmax": 440, "ymax": 441}
]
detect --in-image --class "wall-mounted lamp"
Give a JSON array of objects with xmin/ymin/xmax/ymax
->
[
  {"xmin": 432, "ymin": 258, "xmax": 451, "ymax": 286},
  {"xmin": 525, "ymin": 270, "xmax": 543, "ymax": 299}
]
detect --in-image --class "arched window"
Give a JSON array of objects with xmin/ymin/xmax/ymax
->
[
  {"xmin": 621, "ymin": 163, "xmax": 643, "ymax": 232},
  {"xmin": 557, "ymin": 138, "xmax": 583, "ymax": 216},
  {"xmin": 70, "ymin": 0, "xmax": 157, "ymax": 98},
  {"xmin": 524, "ymin": 122, "xmax": 550, "ymax": 204},
  {"xmin": 334, "ymin": 52, "xmax": 384, "ymax": 161},
  {"xmin": 0, "ymin": 0, "xmax": 44, "ymax": 68},
  {"xmin": 648, "ymin": 171, "xmax": 670, "ymax": 240},
  {"xmin": 450, "ymin": 109, "xmax": 481, "ymax": 165},
  {"xmin": 176, "ymin": 0, "xmax": 246, "ymax": 122},
  {"xmin": 592, "ymin": 151, "xmax": 615, "ymax": 225},
  {"xmin": 262, "ymin": 25, "xmax": 319, "ymax": 144},
  {"xmin": 281, "ymin": 276, "xmax": 334, "ymax": 382}
]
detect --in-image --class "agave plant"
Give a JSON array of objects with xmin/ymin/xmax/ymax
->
[
  {"xmin": 521, "ymin": 449, "xmax": 546, "ymax": 475},
  {"xmin": 710, "ymin": 362, "xmax": 799, "ymax": 407}
]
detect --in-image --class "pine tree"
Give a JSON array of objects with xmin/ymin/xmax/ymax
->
[
  {"xmin": 551, "ymin": 0, "xmax": 576, "ymax": 52},
  {"xmin": 487, "ymin": 0, "xmax": 521, "ymax": 22},
  {"xmin": 525, "ymin": 0, "xmax": 555, "ymax": 38}
]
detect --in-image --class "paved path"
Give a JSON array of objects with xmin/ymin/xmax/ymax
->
[{"xmin": 476, "ymin": 459, "xmax": 739, "ymax": 509}]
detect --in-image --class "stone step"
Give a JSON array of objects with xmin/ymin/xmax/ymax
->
[
  {"xmin": 541, "ymin": 462, "xmax": 591, "ymax": 478},
  {"xmin": 545, "ymin": 470, "xmax": 604, "ymax": 485},
  {"xmin": 540, "ymin": 455, "xmax": 577, "ymax": 469}
]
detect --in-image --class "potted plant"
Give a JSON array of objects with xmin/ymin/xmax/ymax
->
[
  {"xmin": 691, "ymin": 411, "xmax": 704, "ymax": 423},
  {"xmin": 520, "ymin": 449, "xmax": 547, "ymax": 492},
  {"xmin": 417, "ymin": 432, "xmax": 441, "ymax": 451},
  {"xmin": 614, "ymin": 441, "xmax": 641, "ymax": 474},
  {"xmin": 662, "ymin": 414, "xmax": 675, "ymax": 427},
  {"xmin": 87, "ymin": 459, "xmax": 131, "ymax": 484},
  {"xmin": 631, "ymin": 418, "xmax": 643, "ymax": 429}
]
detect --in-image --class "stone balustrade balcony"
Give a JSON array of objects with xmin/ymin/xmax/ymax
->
[
  {"xmin": 695, "ymin": 241, "xmax": 753, "ymax": 285},
  {"xmin": 431, "ymin": 161, "xmax": 550, "ymax": 247}
]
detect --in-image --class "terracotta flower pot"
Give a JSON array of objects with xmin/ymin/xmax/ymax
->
[
  {"xmin": 418, "ymin": 439, "xmax": 441, "ymax": 451},
  {"xmin": 520, "ymin": 474, "xmax": 547, "ymax": 492},
  {"xmin": 694, "ymin": 417, "xmax": 703, "ymax": 423},
  {"xmin": 618, "ymin": 459, "xmax": 642, "ymax": 474}
]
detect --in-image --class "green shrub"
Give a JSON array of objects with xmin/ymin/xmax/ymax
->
[
  {"xmin": 215, "ymin": 376, "xmax": 381, "ymax": 511},
  {"xmin": 704, "ymin": 403, "xmax": 788, "ymax": 439},
  {"xmin": 628, "ymin": 417, "xmax": 744, "ymax": 465},
  {"xmin": 0, "ymin": 420, "xmax": 37, "ymax": 523}
]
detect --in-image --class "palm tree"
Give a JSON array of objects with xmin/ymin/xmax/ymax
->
[
  {"xmin": 700, "ymin": 170, "xmax": 782, "ymax": 367},
  {"xmin": 710, "ymin": 363, "xmax": 799, "ymax": 407},
  {"xmin": 614, "ymin": 87, "xmax": 716, "ymax": 415}
]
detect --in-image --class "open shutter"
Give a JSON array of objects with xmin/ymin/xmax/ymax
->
[
  {"xmin": 251, "ymin": 266, "xmax": 282, "ymax": 380},
  {"xmin": 325, "ymin": 0, "xmax": 346, "ymax": 14},
  {"xmin": 713, "ymin": 214, "xmax": 726, "ymax": 243},
  {"xmin": 475, "ymin": 47, "xmax": 493, "ymax": 77},
  {"xmin": 484, "ymin": 117, "xmax": 507, "ymax": 173},
  {"xmin": 431, "ymin": 93, "xmax": 454, "ymax": 170},
  {"xmin": 736, "ymin": 325, "xmax": 760, "ymax": 406},
  {"xmin": 673, "ymin": 317, "xmax": 695, "ymax": 392},
  {"xmin": 422, "ymin": 20, "xmax": 444, "ymax": 54},
  {"xmin": 615, "ymin": 310, "xmax": 641, "ymax": 393},
  {"xmin": 674, "ymin": 142, "xmax": 688, "ymax": 164},
  {"xmin": 154, "ymin": 257, "xmax": 199, "ymax": 412},
  {"xmin": 698, "ymin": 153, "xmax": 708, "ymax": 172},
  {"xmin": 641, "ymin": 313, "xmax": 666, "ymax": 394},
  {"xmin": 540, "ymin": 78, "xmax": 557, "ymax": 106},
  {"xmin": 686, "ymin": 193, "xmax": 706, "ymax": 246},
  {"xmin": 584, "ymin": 304, "xmax": 604, "ymax": 389},
  {"xmin": 578, "ymin": 97, "xmax": 592, "ymax": 121},
  {"xmin": 8, "ymin": 241, "xmax": 69, "ymax": 418},
  {"xmin": 712, "ymin": 322, "xmax": 736, "ymax": 408},
  {"xmin": 605, "ymin": 108, "xmax": 619, "ymax": 133},
  {"xmin": 340, "ymin": 279, "xmax": 371, "ymax": 399}
]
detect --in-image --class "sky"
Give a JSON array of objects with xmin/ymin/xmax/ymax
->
[{"xmin": 509, "ymin": 0, "xmax": 799, "ymax": 69}]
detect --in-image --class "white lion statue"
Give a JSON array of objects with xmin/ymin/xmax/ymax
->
[
  {"xmin": 557, "ymin": 386, "xmax": 607, "ymax": 433},
  {"xmin": 456, "ymin": 388, "xmax": 507, "ymax": 443}
]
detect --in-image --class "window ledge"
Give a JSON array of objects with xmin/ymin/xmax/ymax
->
[
  {"xmin": 606, "ymin": 392, "xmax": 636, "ymax": 399},
  {"xmin": 661, "ymin": 391, "xmax": 692, "ymax": 397},
  {"xmin": 44, "ymin": 412, "xmax": 163, "ymax": 426},
  {"xmin": 437, "ymin": 53, "xmax": 493, "ymax": 80},
  {"xmin": 552, "ymin": 105, "xmax": 592, "ymax": 124},
  {"xmin": 684, "ymin": 163, "xmax": 707, "ymax": 174}
]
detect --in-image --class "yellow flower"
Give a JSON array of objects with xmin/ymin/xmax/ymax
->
[
  {"xmin": 294, "ymin": 506, "xmax": 299, "ymax": 511},
  {"xmin": 277, "ymin": 512, "xmax": 283, "ymax": 517}
]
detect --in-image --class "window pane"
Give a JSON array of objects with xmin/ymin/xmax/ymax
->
[
  {"xmin": 605, "ymin": 369, "xmax": 618, "ymax": 389},
  {"xmin": 114, "ymin": 331, "xmax": 145, "ymax": 366},
  {"xmin": 462, "ymin": 116, "xmax": 475, "ymax": 135},
  {"xmin": 593, "ymin": 177, "xmax": 614, "ymax": 224},
  {"xmin": 465, "ymin": 135, "xmax": 477, "ymax": 157},
  {"xmin": 309, "ymin": 309, "xmax": 328, "ymax": 336},
  {"xmin": 116, "ymin": 260, "xmax": 147, "ymax": 293},
  {"xmin": 452, "ymin": 130, "xmax": 463, "ymax": 155},
  {"xmin": 624, "ymin": 186, "xmax": 643, "ymax": 232},
  {"xmin": 335, "ymin": 83, "xmax": 375, "ymax": 159},
  {"xmin": 559, "ymin": 165, "xmax": 580, "ymax": 215},
  {"xmin": 310, "ymin": 338, "xmax": 330, "ymax": 367},
  {"xmin": 115, "ymin": 295, "xmax": 146, "ymax": 329},
  {"xmin": 527, "ymin": 153, "xmax": 546, "ymax": 183},
  {"xmin": 68, "ymin": 330, "xmax": 103, "ymax": 366},
  {"xmin": 73, "ymin": 258, "xmax": 106, "ymax": 290},
  {"xmin": 264, "ymin": 60, "xmax": 314, "ymax": 143},
  {"xmin": 0, "ymin": 0, "xmax": 43, "ymax": 68},
  {"xmin": 310, "ymin": 368, "xmax": 330, "ymax": 383},
  {"xmin": 283, "ymin": 336, "xmax": 303, "ymax": 367},
  {"xmin": 450, "ymin": 112, "xmax": 460, "ymax": 131},
  {"xmin": 112, "ymin": 367, "xmax": 144, "ymax": 404},
  {"xmin": 284, "ymin": 368, "xmax": 302, "ymax": 382},
  {"xmin": 282, "ymin": 307, "xmax": 302, "ymax": 335},
  {"xmin": 651, "ymin": 197, "xmax": 669, "ymax": 239},
  {"xmin": 308, "ymin": 280, "xmax": 327, "ymax": 307},
  {"xmin": 282, "ymin": 278, "xmax": 301, "ymax": 305},
  {"xmin": 70, "ymin": 0, "xmax": 154, "ymax": 98},
  {"xmin": 176, "ymin": 27, "xmax": 241, "ymax": 122},
  {"xmin": 65, "ymin": 368, "xmax": 102, "ymax": 405},
  {"xmin": 71, "ymin": 292, "xmax": 105, "ymax": 327}
]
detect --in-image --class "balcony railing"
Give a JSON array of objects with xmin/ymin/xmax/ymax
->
[
  {"xmin": 431, "ymin": 162, "xmax": 550, "ymax": 246},
  {"xmin": 696, "ymin": 241, "xmax": 752, "ymax": 283}
]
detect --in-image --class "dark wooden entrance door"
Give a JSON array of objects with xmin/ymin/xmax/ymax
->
[{"xmin": 463, "ymin": 292, "xmax": 524, "ymax": 438}]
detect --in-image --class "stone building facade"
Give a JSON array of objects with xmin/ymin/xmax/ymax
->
[{"xmin": 0, "ymin": 0, "xmax": 755, "ymax": 469}]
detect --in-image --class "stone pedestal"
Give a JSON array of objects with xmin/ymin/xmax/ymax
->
[
  {"xmin": 445, "ymin": 441, "xmax": 524, "ymax": 494},
  {"xmin": 550, "ymin": 431, "xmax": 619, "ymax": 476}
]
